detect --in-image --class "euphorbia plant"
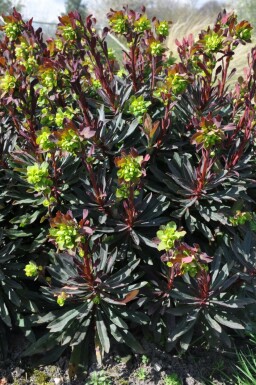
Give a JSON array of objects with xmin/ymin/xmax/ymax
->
[{"xmin": 1, "ymin": 5, "xmax": 256, "ymax": 375}]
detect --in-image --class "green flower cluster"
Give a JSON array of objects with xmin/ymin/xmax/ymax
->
[
  {"xmin": 24, "ymin": 57, "xmax": 38, "ymax": 73},
  {"xmin": 42, "ymin": 197, "xmax": 57, "ymax": 207},
  {"xmin": 157, "ymin": 222, "xmax": 186, "ymax": 251},
  {"xmin": 238, "ymin": 28, "xmax": 251, "ymax": 42},
  {"xmin": 116, "ymin": 184, "xmax": 140, "ymax": 199},
  {"xmin": 36, "ymin": 127, "xmax": 55, "ymax": 151},
  {"xmin": 180, "ymin": 260, "xmax": 208, "ymax": 278},
  {"xmin": 4, "ymin": 21, "xmax": 21, "ymax": 40},
  {"xmin": 108, "ymin": 48, "xmax": 116, "ymax": 60},
  {"xmin": 156, "ymin": 21, "xmax": 169, "ymax": 37},
  {"xmin": 49, "ymin": 224, "xmax": 79, "ymax": 250},
  {"xmin": 204, "ymin": 32, "xmax": 223, "ymax": 53},
  {"xmin": 150, "ymin": 41, "xmax": 164, "ymax": 56},
  {"xmin": 55, "ymin": 107, "xmax": 77, "ymax": 127},
  {"xmin": 134, "ymin": 16, "xmax": 151, "ymax": 32},
  {"xmin": 167, "ymin": 73, "xmax": 188, "ymax": 95},
  {"xmin": 62, "ymin": 25, "xmax": 77, "ymax": 41},
  {"xmin": 40, "ymin": 68, "xmax": 57, "ymax": 90},
  {"xmin": 57, "ymin": 291, "xmax": 67, "ymax": 306},
  {"xmin": 116, "ymin": 68, "xmax": 128, "ymax": 78},
  {"xmin": 26, "ymin": 162, "xmax": 53, "ymax": 192},
  {"xmin": 0, "ymin": 72, "xmax": 16, "ymax": 92},
  {"xmin": 117, "ymin": 155, "xmax": 143, "ymax": 182},
  {"xmin": 193, "ymin": 123, "xmax": 224, "ymax": 148},
  {"xmin": 58, "ymin": 129, "xmax": 81, "ymax": 154},
  {"xmin": 109, "ymin": 13, "xmax": 128, "ymax": 34},
  {"xmin": 15, "ymin": 42, "xmax": 38, "ymax": 73},
  {"xmin": 129, "ymin": 96, "xmax": 151, "ymax": 119},
  {"xmin": 90, "ymin": 78, "xmax": 101, "ymax": 91},
  {"xmin": 24, "ymin": 261, "xmax": 41, "ymax": 277},
  {"xmin": 229, "ymin": 211, "xmax": 252, "ymax": 226}
]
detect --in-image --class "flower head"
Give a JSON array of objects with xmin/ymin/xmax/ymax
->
[
  {"xmin": 203, "ymin": 31, "xmax": 223, "ymax": 53},
  {"xmin": 39, "ymin": 67, "xmax": 58, "ymax": 90},
  {"xmin": 49, "ymin": 211, "xmax": 85, "ymax": 251},
  {"xmin": 24, "ymin": 261, "xmax": 40, "ymax": 277},
  {"xmin": 129, "ymin": 96, "xmax": 151, "ymax": 119},
  {"xmin": 4, "ymin": 20, "xmax": 22, "ymax": 40},
  {"xmin": 115, "ymin": 154, "xmax": 143, "ymax": 182},
  {"xmin": 149, "ymin": 41, "xmax": 165, "ymax": 56},
  {"xmin": 26, "ymin": 162, "xmax": 53, "ymax": 192},
  {"xmin": 57, "ymin": 127, "xmax": 81, "ymax": 154},
  {"xmin": 235, "ymin": 21, "xmax": 253, "ymax": 42},
  {"xmin": 36, "ymin": 127, "xmax": 55, "ymax": 151},
  {"xmin": 109, "ymin": 11, "xmax": 128, "ymax": 34},
  {"xmin": 55, "ymin": 106, "xmax": 77, "ymax": 127},
  {"xmin": 191, "ymin": 116, "xmax": 225, "ymax": 149},
  {"xmin": 166, "ymin": 72, "xmax": 188, "ymax": 95},
  {"xmin": 0, "ymin": 72, "xmax": 16, "ymax": 92},
  {"xmin": 229, "ymin": 210, "xmax": 252, "ymax": 226},
  {"xmin": 157, "ymin": 222, "xmax": 186, "ymax": 251},
  {"xmin": 57, "ymin": 291, "xmax": 67, "ymax": 306},
  {"xmin": 156, "ymin": 21, "xmax": 169, "ymax": 37},
  {"xmin": 134, "ymin": 16, "xmax": 151, "ymax": 32}
]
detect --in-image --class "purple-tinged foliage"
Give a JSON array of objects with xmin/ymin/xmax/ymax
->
[{"xmin": 1, "ymin": 5, "xmax": 256, "ymax": 375}]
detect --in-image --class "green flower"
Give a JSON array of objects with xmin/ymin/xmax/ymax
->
[
  {"xmin": 57, "ymin": 292, "xmax": 67, "ymax": 306},
  {"xmin": 26, "ymin": 162, "xmax": 53, "ymax": 192},
  {"xmin": 42, "ymin": 197, "xmax": 57, "ymax": 207},
  {"xmin": 55, "ymin": 107, "xmax": 77, "ymax": 127},
  {"xmin": 93, "ymin": 295, "xmax": 101, "ymax": 304},
  {"xmin": 116, "ymin": 68, "xmax": 128, "ymax": 78},
  {"xmin": 204, "ymin": 32, "xmax": 223, "ymax": 53},
  {"xmin": 4, "ymin": 21, "xmax": 22, "ymax": 40},
  {"xmin": 238, "ymin": 28, "xmax": 251, "ymax": 42},
  {"xmin": 24, "ymin": 56, "xmax": 38, "ymax": 74},
  {"xmin": 167, "ymin": 73, "xmax": 188, "ymax": 95},
  {"xmin": 192, "ymin": 118, "xmax": 224, "ymax": 149},
  {"xmin": 109, "ymin": 12, "xmax": 128, "ymax": 34},
  {"xmin": 108, "ymin": 48, "xmax": 116, "ymax": 60},
  {"xmin": 134, "ymin": 16, "xmax": 151, "ymax": 32},
  {"xmin": 116, "ymin": 155, "xmax": 143, "ymax": 182},
  {"xmin": 229, "ymin": 211, "xmax": 252, "ymax": 226},
  {"xmin": 49, "ymin": 224, "xmax": 79, "ymax": 250},
  {"xmin": 156, "ymin": 21, "xmax": 169, "ymax": 37},
  {"xmin": 55, "ymin": 38, "xmax": 63, "ymax": 50},
  {"xmin": 24, "ymin": 261, "xmax": 40, "ymax": 277},
  {"xmin": 116, "ymin": 184, "xmax": 130, "ymax": 199},
  {"xmin": 58, "ymin": 128, "xmax": 81, "ymax": 154},
  {"xmin": 150, "ymin": 41, "xmax": 165, "ymax": 56},
  {"xmin": 91, "ymin": 78, "xmax": 101, "ymax": 91},
  {"xmin": 180, "ymin": 261, "xmax": 200, "ymax": 277},
  {"xmin": 62, "ymin": 25, "xmax": 76, "ymax": 41},
  {"xmin": 116, "ymin": 184, "xmax": 140, "ymax": 199},
  {"xmin": 0, "ymin": 72, "xmax": 16, "ymax": 92},
  {"xmin": 129, "ymin": 96, "xmax": 151, "ymax": 118},
  {"xmin": 36, "ymin": 127, "xmax": 55, "ymax": 151},
  {"xmin": 40, "ymin": 68, "xmax": 57, "ymax": 90},
  {"xmin": 157, "ymin": 222, "xmax": 186, "ymax": 251},
  {"xmin": 236, "ymin": 21, "xmax": 253, "ymax": 42}
]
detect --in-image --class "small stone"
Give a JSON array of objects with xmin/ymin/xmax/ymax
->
[
  {"xmin": 53, "ymin": 377, "xmax": 62, "ymax": 385},
  {"xmin": 153, "ymin": 362, "xmax": 162, "ymax": 372},
  {"xmin": 185, "ymin": 376, "xmax": 195, "ymax": 385},
  {"xmin": 13, "ymin": 367, "xmax": 25, "ymax": 378},
  {"xmin": 120, "ymin": 355, "xmax": 132, "ymax": 364}
]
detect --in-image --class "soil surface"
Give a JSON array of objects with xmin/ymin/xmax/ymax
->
[{"xmin": 0, "ymin": 332, "xmax": 236, "ymax": 385}]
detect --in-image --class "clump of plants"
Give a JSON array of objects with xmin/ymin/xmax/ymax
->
[{"xmin": 1, "ymin": 5, "xmax": 256, "ymax": 378}]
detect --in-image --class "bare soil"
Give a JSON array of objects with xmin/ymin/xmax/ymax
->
[{"xmin": 0, "ymin": 332, "xmax": 236, "ymax": 385}]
